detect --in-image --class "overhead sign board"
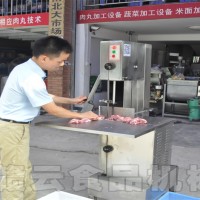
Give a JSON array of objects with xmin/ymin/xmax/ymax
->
[
  {"xmin": 0, "ymin": 13, "xmax": 48, "ymax": 28},
  {"xmin": 77, "ymin": 2, "xmax": 200, "ymax": 23}
]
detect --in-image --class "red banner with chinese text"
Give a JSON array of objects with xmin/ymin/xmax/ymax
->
[
  {"xmin": 0, "ymin": 13, "xmax": 49, "ymax": 28},
  {"xmin": 77, "ymin": 2, "xmax": 200, "ymax": 23}
]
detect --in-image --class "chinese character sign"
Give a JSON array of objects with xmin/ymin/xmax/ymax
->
[
  {"xmin": 77, "ymin": 2, "xmax": 200, "ymax": 23},
  {"xmin": 0, "ymin": 13, "xmax": 48, "ymax": 28},
  {"xmin": 48, "ymin": 0, "xmax": 65, "ymax": 37}
]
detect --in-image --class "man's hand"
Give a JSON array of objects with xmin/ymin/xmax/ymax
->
[
  {"xmin": 72, "ymin": 96, "xmax": 87, "ymax": 104},
  {"xmin": 42, "ymin": 102, "xmax": 98, "ymax": 119},
  {"xmin": 49, "ymin": 94, "xmax": 87, "ymax": 105},
  {"xmin": 80, "ymin": 111, "xmax": 98, "ymax": 120}
]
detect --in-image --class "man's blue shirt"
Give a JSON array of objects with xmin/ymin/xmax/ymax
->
[{"xmin": 0, "ymin": 59, "xmax": 53, "ymax": 122}]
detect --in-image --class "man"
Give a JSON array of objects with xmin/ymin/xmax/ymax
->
[{"xmin": 0, "ymin": 36, "xmax": 98, "ymax": 200}]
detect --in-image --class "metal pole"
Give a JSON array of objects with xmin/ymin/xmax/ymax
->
[
  {"xmin": 113, "ymin": 80, "xmax": 116, "ymax": 105},
  {"xmin": 107, "ymin": 71, "xmax": 110, "ymax": 117}
]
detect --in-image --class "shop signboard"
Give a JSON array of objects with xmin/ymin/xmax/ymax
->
[
  {"xmin": 48, "ymin": 0, "xmax": 64, "ymax": 37},
  {"xmin": 77, "ymin": 2, "xmax": 200, "ymax": 24},
  {"xmin": 0, "ymin": 13, "xmax": 48, "ymax": 28}
]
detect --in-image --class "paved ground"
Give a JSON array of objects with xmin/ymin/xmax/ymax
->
[
  {"xmin": 1, "ymin": 114, "xmax": 200, "ymax": 199},
  {"xmin": 170, "ymin": 121, "xmax": 200, "ymax": 199},
  {"xmin": 30, "ymin": 115, "xmax": 100, "ymax": 199}
]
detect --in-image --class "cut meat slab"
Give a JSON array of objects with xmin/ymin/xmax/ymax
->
[
  {"xmin": 69, "ymin": 115, "xmax": 105, "ymax": 124},
  {"xmin": 107, "ymin": 115, "xmax": 147, "ymax": 125},
  {"xmin": 68, "ymin": 114, "xmax": 147, "ymax": 125}
]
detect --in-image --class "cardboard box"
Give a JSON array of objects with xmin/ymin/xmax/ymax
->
[{"xmin": 38, "ymin": 191, "xmax": 91, "ymax": 200}]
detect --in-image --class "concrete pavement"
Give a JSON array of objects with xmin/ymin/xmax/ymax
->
[{"xmin": 31, "ymin": 115, "xmax": 100, "ymax": 199}]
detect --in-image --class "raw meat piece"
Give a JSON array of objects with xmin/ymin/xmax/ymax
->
[
  {"xmin": 69, "ymin": 118, "xmax": 91, "ymax": 124},
  {"xmin": 107, "ymin": 114, "xmax": 147, "ymax": 125},
  {"xmin": 81, "ymin": 118, "xmax": 92, "ymax": 123},
  {"xmin": 107, "ymin": 115, "xmax": 124, "ymax": 121},
  {"xmin": 107, "ymin": 115, "xmax": 117, "ymax": 121},
  {"xmin": 122, "ymin": 117, "xmax": 132, "ymax": 123},
  {"xmin": 69, "ymin": 114, "xmax": 147, "ymax": 125},
  {"xmin": 69, "ymin": 115, "xmax": 105, "ymax": 124},
  {"xmin": 96, "ymin": 115, "xmax": 105, "ymax": 120},
  {"xmin": 129, "ymin": 117, "xmax": 147, "ymax": 125},
  {"xmin": 69, "ymin": 119, "xmax": 80, "ymax": 124}
]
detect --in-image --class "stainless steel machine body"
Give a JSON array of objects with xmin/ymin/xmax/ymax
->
[
  {"xmin": 83, "ymin": 40, "xmax": 152, "ymax": 113},
  {"xmin": 36, "ymin": 117, "xmax": 177, "ymax": 200},
  {"xmin": 166, "ymin": 79, "xmax": 200, "ymax": 102},
  {"xmin": 100, "ymin": 41, "xmax": 150, "ymax": 81},
  {"xmin": 162, "ymin": 79, "xmax": 200, "ymax": 118},
  {"xmin": 88, "ymin": 116, "xmax": 176, "ymax": 200}
]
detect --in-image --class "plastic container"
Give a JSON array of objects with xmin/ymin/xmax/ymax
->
[
  {"xmin": 159, "ymin": 192, "xmax": 200, "ymax": 200},
  {"xmin": 38, "ymin": 191, "xmax": 91, "ymax": 200},
  {"xmin": 188, "ymin": 98, "xmax": 200, "ymax": 121}
]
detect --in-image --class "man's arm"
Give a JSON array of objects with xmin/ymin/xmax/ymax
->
[
  {"xmin": 49, "ymin": 94, "xmax": 87, "ymax": 105},
  {"xmin": 42, "ymin": 102, "xmax": 97, "ymax": 119}
]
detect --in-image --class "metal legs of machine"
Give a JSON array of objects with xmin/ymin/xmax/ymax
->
[{"xmin": 88, "ymin": 121, "xmax": 177, "ymax": 200}]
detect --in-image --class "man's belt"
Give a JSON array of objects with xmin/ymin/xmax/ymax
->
[{"xmin": 0, "ymin": 118, "xmax": 31, "ymax": 124}]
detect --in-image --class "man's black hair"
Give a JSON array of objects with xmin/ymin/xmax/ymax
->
[{"xmin": 32, "ymin": 36, "xmax": 73, "ymax": 58}]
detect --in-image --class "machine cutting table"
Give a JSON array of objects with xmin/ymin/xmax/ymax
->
[
  {"xmin": 35, "ymin": 117, "xmax": 176, "ymax": 200},
  {"xmin": 35, "ymin": 117, "xmax": 173, "ymax": 138}
]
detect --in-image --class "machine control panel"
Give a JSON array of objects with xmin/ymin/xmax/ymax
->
[
  {"xmin": 100, "ymin": 41, "xmax": 151, "ymax": 81},
  {"xmin": 109, "ymin": 44, "xmax": 120, "ymax": 61}
]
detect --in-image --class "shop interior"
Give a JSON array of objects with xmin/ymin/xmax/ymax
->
[
  {"xmin": 88, "ymin": 23, "xmax": 200, "ymax": 118},
  {"xmin": 0, "ymin": 38, "xmax": 32, "ymax": 93},
  {"xmin": 0, "ymin": 38, "xmax": 31, "ymax": 73}
]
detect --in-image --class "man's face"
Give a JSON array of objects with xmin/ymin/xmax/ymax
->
[{"xmin": 42, "ymin": 52, "xmax": 70, "ymax": 71}]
